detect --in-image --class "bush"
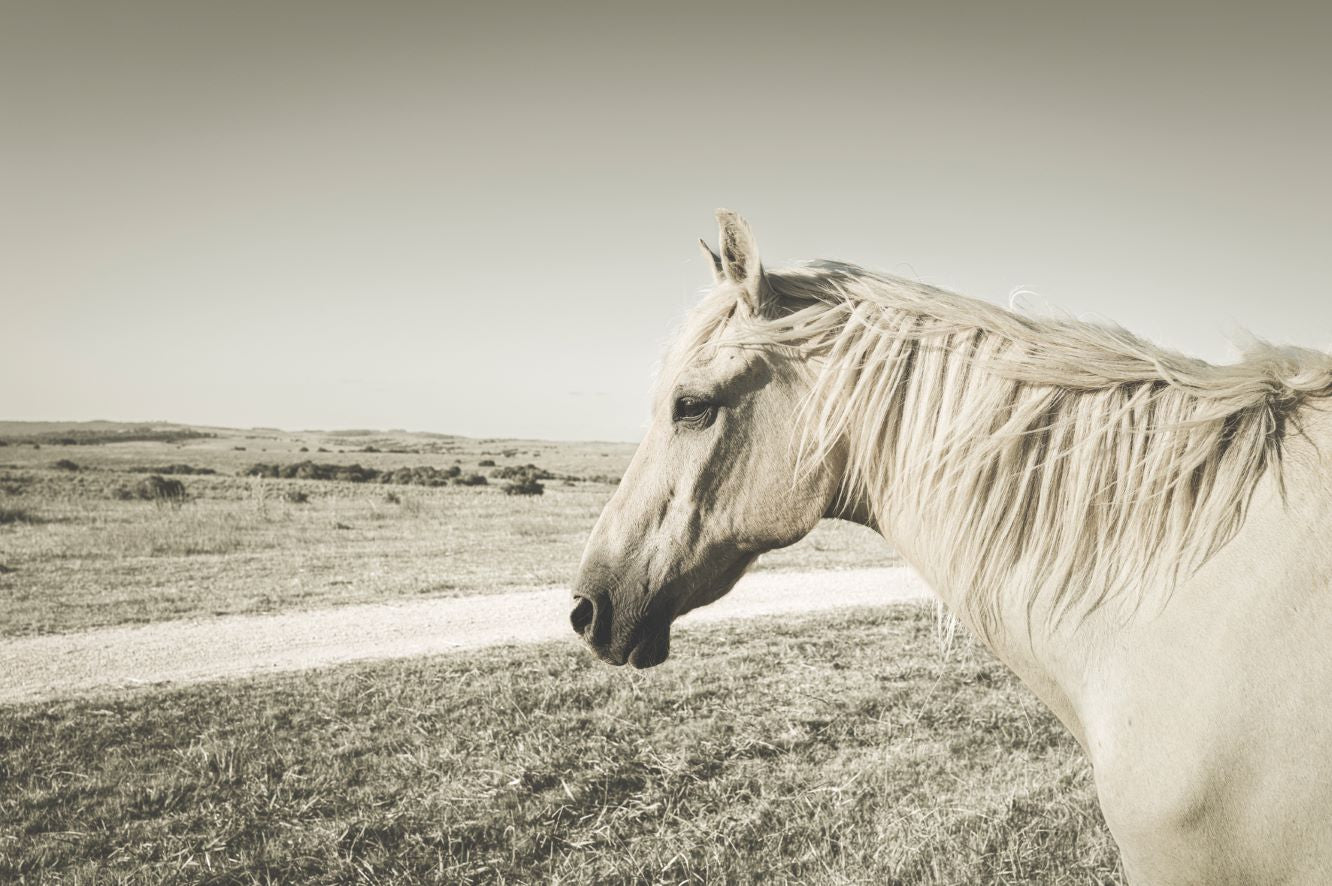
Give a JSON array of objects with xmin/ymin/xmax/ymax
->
[
  {"xmin": 454, "ymin": 474, "xmax": 488, "ymax": 487},
  {"xmin": 283, "ymin": 489, "xmax": 310, "ymax": 504},
  {"xmin": 135, "ymin": 475, "xmax": 187, "ymax": 506},
  {"xmin": 478, "ymin": 459, "xmax": 495, "ymax": 467},
  {"xmin": 52, "ymin": 459, "xmax": 79, "ymax": 471},
  {"xmin": 490, "ymin": 464, "xmax": 555, "ymax": 483},
  {"xmin": 503, "ymin": 479, "xmax": 544, "ymax": 496},
  {"xmin": 384, "ymin": 491, "xmax": 402, "ymax": 504},
  {"xmin": 0, "ymin": 507, "xmax": 39, "ymax": 525}
]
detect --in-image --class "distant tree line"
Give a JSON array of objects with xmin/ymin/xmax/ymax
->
[
  {"xmin": 0, "ymin": 428, "xmax": 215, "ymax": 446},
  {"xmin": 236, "ymin": 460, "xmax": 617, "ymax": 492},
  {"xmin": 126, "ymin": 464, "xmax": 218, "ymax": 475}
]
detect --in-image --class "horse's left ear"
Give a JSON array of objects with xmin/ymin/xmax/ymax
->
[
  {"xmin": 715, "ymin": 209, "xmax": 777, "ymax": 317},
  {"xmin": 698, "ymin": 239, "xmax": 724, "ymax": 284}
]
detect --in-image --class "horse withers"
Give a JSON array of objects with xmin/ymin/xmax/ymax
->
[{"xmin": 571, "ymin": 210, "xmax": 1332, "ymax": 884}]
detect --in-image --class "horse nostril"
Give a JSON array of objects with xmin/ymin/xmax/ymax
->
[{"xmin": 570, "ymin": 596, "xmax": 595, "ymax": 634}]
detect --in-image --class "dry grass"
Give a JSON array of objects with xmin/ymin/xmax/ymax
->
[
  {"xmin": 0, "ymin": 605, "xmax": 1123, "ymax": 884},
  {"xmin": 0, "ymin": 426, "xmax": 893, "ymax": 637}
]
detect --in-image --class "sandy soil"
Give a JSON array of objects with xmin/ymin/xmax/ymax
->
[{"xmin": 0, "ymin": 567, "xmax": 929, "ymax": 704}]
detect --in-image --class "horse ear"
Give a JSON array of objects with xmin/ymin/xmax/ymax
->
[
  {"xmin": 698, "ymin": 239, "xmax": 724, "ymax": 284},
  {"xmin": 715, "ymin": 209, "xmax": 776, "ymax": 317}
]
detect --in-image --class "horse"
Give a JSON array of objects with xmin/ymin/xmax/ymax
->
[{"xmin": 571, "ymin": 210, "xmax": 1332, "ymax": 884}]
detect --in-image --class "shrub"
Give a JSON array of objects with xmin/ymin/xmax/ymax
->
[
  {"xmin": 0, "ymin": 507, "xmax": 39, "ymax": 525},
  {"xmin": 283, "ymin": 489, "xmax": 310, "ymax": 504},
  {"xmin": 478, "ymin": 459, "xmax": 495, "ymax": 467},
  {"xmin": 503, "ymin": 478, "xmax": 544, "ymax": 496},
  {"xmin": 135, "ymin": 475, "xmax": 187, "ymax": 506},
  {"xmin": 52, "ymin": 459, "xmax": 79, "ymax": 471},
  {"xmin": 299, "ymin": 447, "xmax": 309, "ymax": 452},
  {"xmin": 112, "ymin": 486, "xmax": 136, "ymax": 501},
  {"xmin": 454, "ymin": 473, "xmax": 488, "ymax": 487},
  {"xmin": 334, "ymin": 465, "xmax": 376, "ymax": 483},
  {"xmin": 490, "ymin": 464, "xmax": 554, "ymax": 483},
  {"xmin": 384, "ymin": 491, "xmax": 402, "ymax": 504}
]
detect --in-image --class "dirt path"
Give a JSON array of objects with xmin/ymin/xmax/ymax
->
[{"xmin": 0, "ymin": 567, "xmax": 929, "ymax": 704}]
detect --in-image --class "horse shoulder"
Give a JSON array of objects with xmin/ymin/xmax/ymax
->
[{"xmin": 1082, "ymin": 456, "xmax": 1332, "ymax": 884}]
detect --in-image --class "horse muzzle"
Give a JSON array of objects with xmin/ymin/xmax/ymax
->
[{"xmin": 569, "ymin": 588, "xmax": 672, "ymax": 669}]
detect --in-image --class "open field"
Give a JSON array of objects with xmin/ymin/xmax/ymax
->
[
  {"xmin": 0, "ymin": 423, "xmax": 893, "ymax": 637},
  {"xmin": 0, "ymin": 605, "xmax": 1122, "ymax": 884}
]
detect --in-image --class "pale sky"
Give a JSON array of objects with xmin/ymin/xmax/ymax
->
[{"xmin": 3, "ymin": 1, "xmax": 1330, "ymax": 441}]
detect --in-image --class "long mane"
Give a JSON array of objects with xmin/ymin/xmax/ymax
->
[{"xmin": 706, "ymin": 260, "xmax": 1332, "ymax": 636}]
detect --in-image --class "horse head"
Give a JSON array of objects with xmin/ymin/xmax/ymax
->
[{"xmin": 570, "ymin": 211, "xmax": 842, "ymax": 667}]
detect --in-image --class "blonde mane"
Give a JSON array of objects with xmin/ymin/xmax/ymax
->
[{"xmin": 692, "ymin": 260, "xmax": 1332, "ymax": 636}]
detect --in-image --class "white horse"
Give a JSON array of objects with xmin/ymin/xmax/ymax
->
[{"xmin": 571, "ymin": 211, "xmax": 1332, "ymax": 884}]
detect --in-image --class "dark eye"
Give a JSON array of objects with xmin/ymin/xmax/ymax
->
[{"xmin": 672, "ymin": 396, "xmax": 717, "ymax": 428}]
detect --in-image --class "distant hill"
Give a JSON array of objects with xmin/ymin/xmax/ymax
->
[
  {"xmin": 0, "ymin": 420, "xmax": 626, "ymax": 448},
  {"xmin": 0, "ymin": 420, "xmax": 196, "ymax": 436}
]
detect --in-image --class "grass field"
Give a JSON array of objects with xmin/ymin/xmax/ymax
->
[
  {"xmin": 0, "ymin": 605, "xmax": 1123, "ymax": 884},
  {"xmin": 0, "ymin": 422, "xmax": 892, "ymax": 636}
]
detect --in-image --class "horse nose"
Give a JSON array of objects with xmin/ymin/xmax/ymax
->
[
  {"xmin": 570, "ymin": 595, "xmax": 596, "ymax": 635},
  {"xmin": 570, "ymin": 592, "xmax": 612, "ymax": 648}
]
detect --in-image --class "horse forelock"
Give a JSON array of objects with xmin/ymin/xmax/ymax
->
[{"xmin": 676, "ymin": 259, "xmax": 1332, "ymax": 637}]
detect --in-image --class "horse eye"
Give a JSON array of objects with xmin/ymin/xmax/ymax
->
[{"xmin": 672, "ymin": 396, "xmax": 717, "ymax": 426}]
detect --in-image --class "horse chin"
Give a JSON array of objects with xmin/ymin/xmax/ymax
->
[{"xmin": 626, "ymin": 625, "xmax": 671, "ymax": 669}]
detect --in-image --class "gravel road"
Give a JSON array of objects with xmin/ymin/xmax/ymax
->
[{"xmin": 0, "ymin": 567, "xmax": 930, "ymax": 704}]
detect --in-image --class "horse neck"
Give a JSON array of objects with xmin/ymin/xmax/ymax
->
[{"xmin": 821, "ymin": 322, "xmax": 1262, "ymax": 737}]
